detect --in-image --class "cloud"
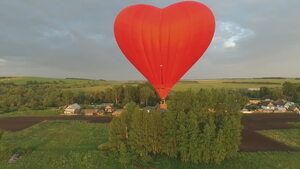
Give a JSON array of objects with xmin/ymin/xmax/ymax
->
[
  {"xmin": 86, "ymin": 33, "xmax": 105, "ymax": 41},
  {"xmin": 0, "ymin": 0, "xmax": 299, "ymax": 79},
  {"xmin": 0, "ymin": 58, "xmax": 7, "ymax": 65},
  {"xmin": 213, "ymin": 21, "xmax": 254, "ymax": 49},
  {"xmin": 40, "ymin": 29, "xmax": 74, "ymax": 40}
]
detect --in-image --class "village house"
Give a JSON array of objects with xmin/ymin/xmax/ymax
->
[
  {"xmin": 261, "ymin": 101, "xmax": 275, "ymax": 111},
  {"xmin": 247, "ymin": 99, "xmax": 261, "ymax": 105},
  {"xmin": 284, "ymin": 101, "xmax": 295, "ymax": 109},
  {"xmin": 274, "ymin": 106, "xmax": 287, "ymax": 112},
  {"xmin": 241, "ymin": 108, "xmax": 253, "ymax": 114},
  {"xmin": 81, "ymin": 109, "xmax": 104, "ymax": 116},
  {"xmin": 287, "ymin": 105, "xmax": 300, "ymax": 113},
  {"xmin": 248, "ymin": 88, "xmax": 260, "ymax": 91},
  {"xmin": 99, "ymin": 103, "xmax": 114, "ymax": 113},
  {"xmin": 273, "ymin": 99, "xmax": 287, "ymax": 106},
  {"xmin": 273, "ymin": 99, "xmax": 287, "ymax": 112},
  {"xmin": 64, "ymin": 103, "xmax": 81, "ymax": 115},
  {"xmin": 105, "ymin": 105, "xmax": 114, "ymax": 113},
  {"xmin": 58, "ymin": 105, "xmax": 68, "ymax": 110},
  {"xmin": 112, "ymin": 109, "xmax": 124, "ymax": 116}
]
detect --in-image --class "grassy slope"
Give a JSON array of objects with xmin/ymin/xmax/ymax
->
[
  {"xmin": 0, "ymin": 120, "xmax": 299, "ymax": 169},
  {"xmin": 258, "ymin": 122, "xmax": 300, "ymax": 150}
]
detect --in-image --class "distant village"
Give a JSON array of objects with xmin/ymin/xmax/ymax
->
[
  {"xmin": 60, "ymin": 98, "xmax": 300, "ymax": 117},
  {"xmin": 241, "ymin": 87, "xmax": 300, "ymax": 114},
  {"xmin": 59, "ymin": 86, "xmax": 300, "ymax": 116},
  {"xmin": 60, "ymin": 102, "xmax": 160, "ymax": 117},
  {"xmin": 242, "ymin": 98, "xmax": 300, "ymax": 114},
  {"xmin": 60, "ymin": 103, "xmax": 124, "ymax": 116}
]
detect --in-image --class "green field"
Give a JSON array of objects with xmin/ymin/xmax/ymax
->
[
  {"xmin": 258, "ymin": 122, "xmax": 300, "ymax": 150},
  {"xmin": 1, "ymin": 76, "xmax": 299, "ymax": 92},
  {"xmin": 0, "ymin": 108, "xmax": 61, "ymax": 118},
  {"xmin": 0, "ymin": 120, "xmax": 299, "ymax": 169},
  {"xmin": 0, "ymin": 77, "xmax": 87, "ymax": 84}
]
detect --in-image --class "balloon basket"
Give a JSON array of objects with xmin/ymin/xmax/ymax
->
[{"xmin": 160, "ymin": 99, "xmax": 167, "ymax": 109}]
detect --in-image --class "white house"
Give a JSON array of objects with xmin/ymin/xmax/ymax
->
[{"xmin": 64, "ymin": 103, "xmax": 81, "ymax": 115}]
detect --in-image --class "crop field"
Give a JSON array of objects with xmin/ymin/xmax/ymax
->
[{"xmin": 0, "ymin": 114, "xmax": 299, "ymax": 169}]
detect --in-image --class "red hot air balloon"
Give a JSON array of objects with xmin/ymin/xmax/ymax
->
[{"xmin": 114, "ymin": 1, "xmax": 215, "ymax": 103}]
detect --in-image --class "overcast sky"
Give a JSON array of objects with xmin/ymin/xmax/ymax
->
[{"xmin": 0, "ymin": 0, "xmax": 299, "ymax": 80}]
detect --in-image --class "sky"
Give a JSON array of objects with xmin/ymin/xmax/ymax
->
[{"xmin": 0, "ymin": 0, "xmax": 299, "ymax": 80}]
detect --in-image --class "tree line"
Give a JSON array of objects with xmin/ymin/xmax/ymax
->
[
  {"xmin": 238, "ymin": 82, "xmax": 300, "ymax": 102},
  {"xmin": 100, "ymin": 89, "xmax": 243, "ymax": 164},
  {"xmin": 0, "ymin": 82, "xmax": 159, "ymax": 113},
  {"xmin": 1, "ymin": 80, "xmax": 298, "ymax": 113}
]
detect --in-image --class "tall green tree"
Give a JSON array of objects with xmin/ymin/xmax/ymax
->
[
  {"xmin": 112, "ymin": 85, "xmax": 124, "ymax": 105},
  {"xmin": 283, "ymin": 82, "xmax": 298, "ymax": 101}
]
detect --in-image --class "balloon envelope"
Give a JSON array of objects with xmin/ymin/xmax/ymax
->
[{"xmin": 114, "ymin": 1, "xmax": 215, "ymax": 99}]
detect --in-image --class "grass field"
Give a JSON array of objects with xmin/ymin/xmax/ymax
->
[
  {"xmin": 0, "ymin": 108, "xmax": 62, "ymax": 118},
  {"xmin": 1, "ymin": 76, "xmax": 299, "ymax": 93},
  {"xmin": 173, "ymin": 78, "xmax": 300, "ymax": 90},
  {"xmin": 258, "ymin": 122, "xmax": 300, "ymax": 151},
  {"xmin": 0, "ymin": 77, "xmax": 86, "ymax": 84},
  {"xmin": 0, "ymin": 120, "xmax": 299, "ymax": 169},
  {"xmin": 69, "ymin": 78, "xmax": 300, "ymax": 92},
  {"xmin": 289, "ymin": 122, "xmax": 300, "ymax": 128}
]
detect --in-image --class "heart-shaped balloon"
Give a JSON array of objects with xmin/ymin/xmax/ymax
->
[{"xmin": 114, "ymin": 1, "xmax": 215, "ymax": 99}]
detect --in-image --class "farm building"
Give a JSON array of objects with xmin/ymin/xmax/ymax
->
[
  {"xmin": 81, "ymin": 109, "xmax": 104, "ymax": 116},
  {"xmin": 64, "ymin": 103, "xmax": 81, "ymax": 115}
]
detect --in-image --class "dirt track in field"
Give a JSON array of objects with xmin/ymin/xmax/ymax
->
[{"xmin": 0, "ymin": 113, "xmax": 300, "ymax": 152}]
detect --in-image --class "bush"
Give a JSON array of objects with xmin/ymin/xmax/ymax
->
[{"xmin": 100, "ymin": 89, "xmax": 243, "ymax": 164}]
